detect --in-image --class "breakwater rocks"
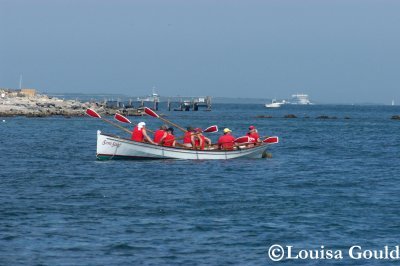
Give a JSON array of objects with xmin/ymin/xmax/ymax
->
[
  {"xmin": 256, "ymin": 114, "xmax": 345, "ymax": 119},
  {"xmin": 257, "ymin": 114, "xmax": 343, "ymax": 119},
  {"xmin": 316, "ymin": 115, "xmax": 337, "ymax": 119},
  {"xmin": 256, "ymin": 114, "xmax": 399, "ymax": 120},
  {"xmin": 256, "ymin": 115, "xmax": 273, "ymax": 118},
  {"xmin": 0, "ymin": 95, "xmax": 91, "ymax": 117}
]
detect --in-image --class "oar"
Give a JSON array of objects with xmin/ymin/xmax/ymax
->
[
  {"xmin": 85, "ymin": 109, "xmax": 132, "ymax": 135},
  {"xmin": 263, "ymin": 136, "xmax": 279, "ymax": 144},
  {"xmin": 234, "ymin": 136, "xmax": 251, "ymax": 144},
  {"xmin": 114, "ymin": 113, "xmax": 155, "ymax": 134},
  {"xmin": 114, "ymin": 113, "xmax": 132, "ymax": 124},
  {"xmin": 235, "ymin": 136, "xmax": 279, "ymax": 145},
  {"xmin": 203, "ymin": 125, "xmax": 218, "ymax": 133},
  {"xmin": 144, "ymin": 107, "xmax": 187, "ymax": 133}
]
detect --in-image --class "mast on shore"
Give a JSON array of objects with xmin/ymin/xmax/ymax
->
[{"xmin": 19, "ymin": 74, "xmax": 23, "ymax": 90}]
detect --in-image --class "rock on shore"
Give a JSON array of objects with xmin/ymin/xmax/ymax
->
[{"xmin": 0, "ymin": 94, "xmax": 91, "ymax": 117}]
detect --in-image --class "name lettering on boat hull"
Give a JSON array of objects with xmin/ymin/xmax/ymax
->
[{"xmin": 102, "ymin": 140, "xmax": 121, "ymax": 148}]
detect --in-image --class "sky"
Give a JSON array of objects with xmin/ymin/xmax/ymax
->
[{"xmin": 0, "ymin": 0, "xmax": 399, "ymax": 104}]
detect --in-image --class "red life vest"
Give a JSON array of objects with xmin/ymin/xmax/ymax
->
[
  {"xmin": 218, "ymin": 134, "xmax": 235, "ymax": 150},
  {"xmin": 199, "ymin": 135, "xmax": 206, "ymax": 150},
  {"xmin": 163, "ymin": 134, "xmax": 175, "ymax": 147},
  {"xmin": 247, "ymin": 132, "xmax": 259, "ymax": 143},
  {"xmin": 194, "ymin": 134, "xmax": 206, "ymax": 150},
  {"xmin": 183, "ymin": 132, "xmax": 192, "ymax": 144},
  {"xmin": 131, "ymin": 126, "xmax": 144, "ymax": 142},
  {"xmin": 154, "ymin": 129, "xmax": 166, "ymax": 143}
]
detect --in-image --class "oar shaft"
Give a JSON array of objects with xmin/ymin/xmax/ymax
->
[
  {"xmin": 158, "ymin": 116, "xmax": 187, "ymax": 133},
  {"xmin": 175, "ymin": 132, "xmax": 199, "ymax": 141},
  {"xmin": 102, "ymin": 118, "xmax": 132, "ymax": 135}
]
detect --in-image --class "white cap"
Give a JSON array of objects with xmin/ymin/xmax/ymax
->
[{"xmin": 138, "ymin": 122, "xmax": 146, "ymax": 129}]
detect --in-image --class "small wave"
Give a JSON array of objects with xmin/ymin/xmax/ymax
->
[
  {"xmin": 1, "ymin": 235, "xmax": 17, "ymax": 241},
  {"xmin": 107, "ymin": 243, "xmax": 136, "ymax": 251},
  {"xmin": 42, "ymin": 183, "xmax": 68, "ymax": 188}
]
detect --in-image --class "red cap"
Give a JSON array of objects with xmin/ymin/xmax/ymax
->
[{"xmin": 249, "ymin": 125, "xmax": 255, "ymax": 130}]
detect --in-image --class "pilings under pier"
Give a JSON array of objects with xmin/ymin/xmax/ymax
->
[
  {"xmin": 101, "ymin": 96, "xmax": 212, "ymax": 113},
  {"xmin": 103, "ymin": 99, "xmax": 159, "ymax": 111},
  {"xmin": 167, "ymin": 96, "xmax": 212, "ymax": 111}
]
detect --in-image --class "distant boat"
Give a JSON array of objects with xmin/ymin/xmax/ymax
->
[
  {"xmin": 137, "ymin": 87, "xmax": 160, "ymax": 102},
  {"xmin": 392, "ymin": 100, "xmax": 395, "ymax": 106},
  {"xmin": 265, "ymin": 99, "xmax": 286, "ymax": 108},
  {"xmin": 291, "ymin": 94, "xmax": 312, "ymax": 105}
]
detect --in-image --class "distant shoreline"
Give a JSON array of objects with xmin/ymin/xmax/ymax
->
[
  {"xmin": 1, "ymin": 91, "xmax": 398, "ymax": 118},
  {"xmin": 45, "ymin": 93, "xmax": 396, "ymax": 106}
]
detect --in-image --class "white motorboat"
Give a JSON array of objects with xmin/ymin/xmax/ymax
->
[
  {"xmin": 265, "ymin": 99, "xmax": 286, "ymax": 108},
  {"xmin": 291, "ymin": 94, "xmax": 312, "ymax": 105}
]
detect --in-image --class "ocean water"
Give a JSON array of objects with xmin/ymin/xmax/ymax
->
[{"xmin": 1, "ymin": 104, "xmax": 400, "ymax": 265}]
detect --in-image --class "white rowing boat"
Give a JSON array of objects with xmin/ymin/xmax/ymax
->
[{"xmin": 96, "ymin": 131, "xmax": 272, "ymax": 160}]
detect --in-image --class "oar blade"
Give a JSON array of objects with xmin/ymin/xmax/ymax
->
[
  {"xmin": 114, "ymin": 113, "xmax": 132, "ymax": 124},
  {"xmin": 144, "ymin": 107, "xmax": 159, "ymax": 118},
  {"xmin": 235, "ymin": 136, "xmax": 251, "ymax": 144},
  {"xmin": 203, "ymin": 125, "xmax": 218, "ymax": 133},
  {"xmin": 263, "ymin": 136, "xmax": 279, "ymax": 144},
  {"xmin": 86, "ymin": 108, "xmax": 101, "ymax": 118}
]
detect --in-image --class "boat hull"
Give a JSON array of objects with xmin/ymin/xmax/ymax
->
[
  {"xmin": 265, "ymin": 103, "xmax": 281, "ymax": 108},
  {"xmin": 96, "ymin": 131, "xmax": 269, "ymax": 160}
]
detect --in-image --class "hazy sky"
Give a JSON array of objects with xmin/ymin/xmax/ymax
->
[{"xmin": 1, "ymin": 0, "xmax": 399, "ymax": 103}]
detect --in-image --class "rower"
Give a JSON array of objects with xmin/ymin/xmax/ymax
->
[
  {"xmin": 131, "ymin": 122, "xmax": 156, "ymax": 144},
  {"xmin": 218, "ymin": 128, "xmax": 235, "ymax": 150},
  {"xmin": 163, "ymin": 127, "xmax": 176, "ymax": 147},
  {"xmin": 193, "ymin": 128, "xmax": 211, "ymax": 150},
  {"xmin": 246, "ymin": 125, "xmax": 261, "ymax": 147},
  {"xmin": 182, "ymin": 126, "xmax": 196, "ymax": 148},
  {"xmin": 154, "ymin": 125, "xmax": 168, "ymax": 144}
]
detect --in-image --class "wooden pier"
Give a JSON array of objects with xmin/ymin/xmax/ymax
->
[
  {"xmin": 167, "ymin": 96, "xmax": 212, "ymax": 111},
  {"xmin": 101, "ymin": 96, "xmax": 212, "ymax": 113}
]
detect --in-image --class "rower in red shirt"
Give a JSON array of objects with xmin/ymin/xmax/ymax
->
[
  {"xmin": 131, "ymin": 122, "xmax": 156, "ymax": 144},
  {"xmin": 247, "ymin": 125, "xmax": 261, "ymax": 145},
  {"xmin": 193, "ymin": 128, "xmax": 211, "ymax": 150},
  {"xmin": 218, "ymin": 128, "xmax": 236, "ymax": 150},
  {"xmin": 182, "ymin": 127, "xmax": 196, "ymax": 148},
  {"xmin": 163, "ymin": 127, "xmax": 176, "ymax": 147},
  {"xmin": 153, "ymin": 125, "xmax": 168, "ymax": 144}
]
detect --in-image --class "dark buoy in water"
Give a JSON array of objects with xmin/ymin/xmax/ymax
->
[{"xmin": 262, "ymin": 151, "xmax": 273, "ymax": 158}]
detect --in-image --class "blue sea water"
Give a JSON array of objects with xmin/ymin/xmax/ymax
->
[{"xmin": 1, "ymin": 104, "xmax": 400, "ymax": 265}]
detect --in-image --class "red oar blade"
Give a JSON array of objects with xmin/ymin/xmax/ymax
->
[
  {"xmin": 263, "ymin": 136, "xmax": 279, "ymax": 144},
  {"xmin": 235, "ymin": 136, "xmax": 251, "ymax": 144},
  {"xmin": 203, "ymin": 125, "xmax": 218, "ymax": 133},
  {"xmin": 86, "ymin": 108, "xmax": 102, "ymax": 119},
  {"xmin": 114, "ymin": 113, "xmax": 132, "ymax": 124},
  {"xmin": 144, "ymin": 107, "xmax": 159, "ymax": 118}
]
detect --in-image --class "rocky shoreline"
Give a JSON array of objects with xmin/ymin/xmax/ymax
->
[
  {"xmin": 0, "ymin": 94, "xmax": 93, "ymax": 117},
  {"xmin": 0, "ymin": 93, "xmax": 149, "ymax": 117}
]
